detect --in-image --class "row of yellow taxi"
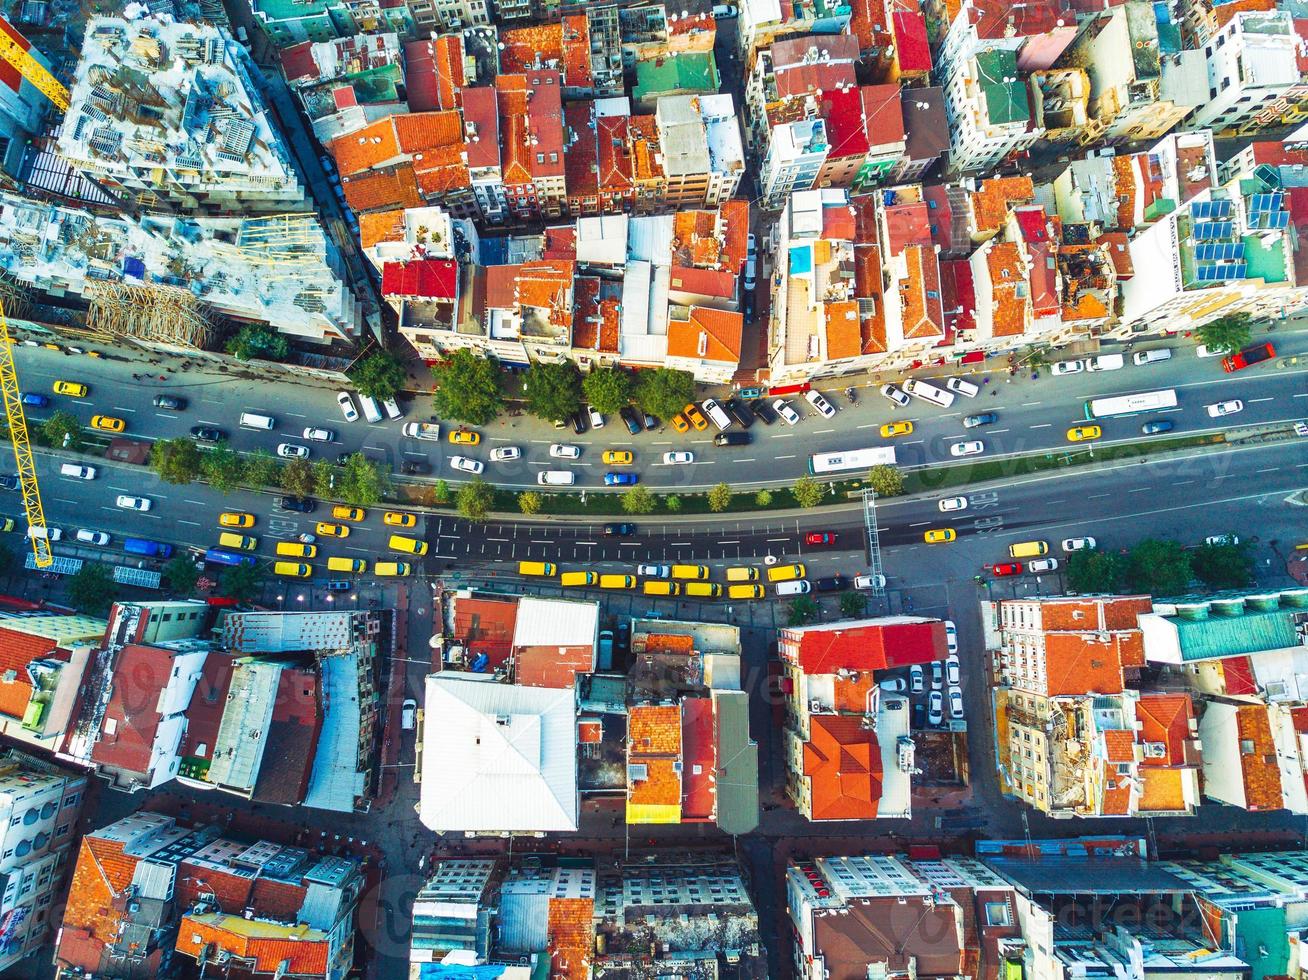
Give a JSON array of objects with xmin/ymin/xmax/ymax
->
[
  {"xmin": 516, "ymin": 560, "xmax": 807, "ymax": 599},
  {"xmin": 213, "ymin": 508, "xmax": 426, "ymax": 578}
]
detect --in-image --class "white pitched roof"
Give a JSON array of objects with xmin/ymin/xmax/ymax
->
[
  {"xmin": 511, "ymin": 596, "xmax": 598, "ymax": 651},
  {"xmin": 419, "ymin": 675, "xmax": 578, "ymax": 833}
]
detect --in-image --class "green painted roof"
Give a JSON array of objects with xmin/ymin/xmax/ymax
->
[
  {"xmin": 1172, "ymin": 609, "xmax": 1299, "ymax": 661},
  {"xmin": 1243, "ymin": 233, "xmax": 1289, "ymax": 284},
  {"xmin": 713, "ymin": 691, "xmax": 759, "ymax": 836},
  {"xmin": 1235, "ymin": 906, "xmax": 1289, "ymax": 980},
  {"xmin": 633, "ymin": 52, "xmax": 720, "ymax": 101},
  {"xmin": 975, "ymin": 49, "xmax": 1030, "ymax": 127}
]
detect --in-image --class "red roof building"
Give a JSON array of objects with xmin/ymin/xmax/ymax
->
[
  {"xmin": 802, "ymin": 715, "xmax": 883, "ymax": 820},
  {"xmin": 780, "ymin": 619, "xmax": 946, "ymax": 675},
  {"xmin": 381, "ymin": 259, "xmax": 458, "ymax": 299}
]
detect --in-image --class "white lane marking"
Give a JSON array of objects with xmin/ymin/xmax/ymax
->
[
  {"xmin": 184, "ymin": 499, "xmax": 205, "ymax": 506},
  {"xmin": 909, "ymin": 521, "xmax": 930, "ymax": 527},
  {"xmin": 1030, "ymin": 423, "xmax": 1052, "ymax": 429},
  {"xmin": 113, "ymin": 407, "xmax": 137, "ymax": 414},
  {"xmin": 776, "ymin": 454, "xmax": 795, "ymax": 460},
  {"xmin": 178, "ymin": 520, "xmax": 200, "ymax": 527},
  {"xmin": 734, "ymin": 458, "xmax": 756, "ymax": 463},
  {"xmin": 1088, "ymin": 493, "xmax": 1110, "ymax": 499},
  {"xmin": 1128, "ymin": 487, "xmax": 1151, "ymax": 493},
  {"xmin": 902, "ymin": 439, "xmax": 924, "ymax": 445},
  {"xmin": 1022, "ymin": 401, "xmax": 1042, "ymax": 407},
  {"xmin": 1256, "ymin": 466, "xmax": 1279, "ymax": 474},
  {"xmin": 814, "ymin": 428, "xmax": 835, "ymax": 434},
  {"xmin": 1248, "ymin": 397, "xmax": 1274, "ymax": 403},
  {"xmin": 772, "ymin": 433, "xmax": 794, "ymax": 438},
  {"xmin": 988, "ymin": 428, "xmax": 1010, "ymax": 434},
  {"xmin": 286, "ymin": 412, "xmax": 307, "ymax": 418},
  {"xmin": 857, "ymin": 423, "xmax": 877, "ymax": 429},
  {"xmin": 718, "ymin": 540, "xmax": 740, "ymax": 544},
  {"xmin": 1293, "ymin": 392, "xmax": 1308, "ymax": 398},
  {"xmin": 766, "ymin": 537, "xmax": 789, "ymax": 542},
  {"xmin": 574, "ymin": 540, "xmax": 596, "ymax": 546}
]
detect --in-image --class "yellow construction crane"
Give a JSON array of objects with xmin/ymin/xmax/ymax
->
[
  {"xmin": 0, "ymin": 28, "xmax": 69, "ymax": 112},
  {"xmin": 0, "ymin": 304, "xmax": 52, "ymax": 567}
]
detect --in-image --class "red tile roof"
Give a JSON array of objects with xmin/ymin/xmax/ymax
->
[
  {"xmin": 893, "ymin": 6, "xmax": 932, "ymax": 73},
  {"xmin": 971, "ymin": 0, "xmax": 1070, "ymax": 40},
  {"xmin": 597, "ymin": 115, "xmax": 633, "ymax": 195},
  {"xmin": 564, "ymin": 102, "xmax": 599, "ymax": 199},
  {"xmin": 279, "ymin": 41, "xmax": 318, "ymax": 83},
  {"xmin": 330, "ymin": 117, "xmax": 402, "ymax": 177},
  {"xmin": 971, "ymin": 177, "xmax": 1035, "ymax": 237},
  {"xmin": 682, "ymin": 697, "xmax": 717, "ymax": 820},
  {"xmin": 341, "ymin": 166, "xmax": 423, "ymax": 213},
  {"xmin": 59, "ymin": 834, "xmax": 143, "ymax": 969},
  {"xmin": 783, "ymin": 621, "xmax": 944, "ymax": 675},
  {"xmin": 548, "ymin": 897, "xmax": 594, "ymax": 980},
  {"xmin": 666, "ymin": 307, "xmax": 743, "ymax": 363},
  {"xmin": 668, "ymin": 265, "xmax": 736, "ymax": 298},
  {"xmin": 854, "ymin": 242, "xmax": 887, "ymax": 354},
  {"xmin": 804, "ymin": 715, "xmax": 881, "ymax": 820},
  {"xmin": 1236, "ymin": 705, "xmax": 1284, "ymax": 811},
  {"xmin": 901, "ymin": 245, "xmax": 944, "ymax": 340},
  {"xmin": 91, "ymin": 643, "xmax": 173, "ymax": 774},
  {"xmin": 884, "ymin": 202, "xmax": 933, "ymax": 254},
  {"xmin": 176, "ymin": 916, "xmax": 329, "ymax": 976},
  {"xmin": 1136, "ymin": 694, "xmax": 1194, "ymax": 767},
  {"xmin": 824, "ymin": 301, "xmax": 862, "ymax": 360},
  {"xmin": 461, "ymin": 87, "xmax": 501, "ymax": 169},
  {"xmin": 1043, "ymin": 632, "xmax": 1135, "ymax": 696},
  {"xmin": 861, "ymin": 84, "xmax": 904, "ymax": 148},
  {"xmin": 0, "ymin": 625, "xmax": 58, "ymax": 718},
  {"xmin": 450, "ymin": 595, "xmax": 519, "ymax": 672},
  {"xmin": 381, "ymin": 259, "xmax": 458, "ymax": 299},
  {"xmin": 1102, "ymin": 729, "xmax": 1134, "ymax": 763},
  {"xmin": 517, "ymin": 644, "xmax": 594, "ymax": 688}
]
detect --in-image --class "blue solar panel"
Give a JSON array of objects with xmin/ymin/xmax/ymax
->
[
  {"xmin": 1251, "ymin": 192, "xmax": 1284, "ymax": 213},
  {"xmin": 1196, "ymin": 262, "xmax": 1248, "ymax": 282},
  {"xmin": 1191, "ymin": 199, "xmax": 1233, "ymax": 219},
  {"xmin": 1194, "ymin": 221, "xmax": 1234, "ymax": 240},
  {"xmin": 1194, "ymin": 242, "xmax": 1246, "ymax": 260}
]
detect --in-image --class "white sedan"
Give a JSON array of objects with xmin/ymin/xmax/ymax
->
[
  {"xmin": 277, "ymin": 443, "xmax": 310, "ymax": 459},
  {"xmin": 1029, "ymin": 557, "xmax": 1059, "ymax": 573},
  {"xmin": 489, "ymin": 447, "xmax": 521, "ymax": 462},
  {"xmin": 854, "ymin": 573, "xmax": 886, "ymax": 590},
  {"xmin": 1051, "ymin": 359, "xmax": 1084, "ymax": 375},
  {"xmin": 939, "ymin": 496, "xmax": 968, "ymax": 512},
  {"xmin": 1062, "ymin": 536, "xmax": 1097, "ymax": 552},
  {"xmin": 336, "ymin": 391, "xmax": 359, "ymax": 422},
  {"xmin": 449, "ymin": 455, "xmax": 484, "ymax": 475},
  {"xmin": 945, "ymin": 654, "xmax": 961, "ymax": 686},
  {"xmin": 880, "ymin": 384, "xmax": 911, "ymax": 407},
  {"xmin": 662, "ymin": 451, "xmax": 694, "ymax": 465},
  {"xmin": 115, "ymin": 495, "xmax": 151, "ymax": 511},
  {"xmin": 944, "ymin": 620, "xmax": 958, "ymax": 655},
  {"xmin": 76, "ymin": 529, "xmax": 110, "ymax": 546},
  {"xmin": 949, "ymin": 440, "xmax": 984, "ymax": 457},
  {"xmin": 773, "ymin": 399, "xmax": 800, "ymax": 425},
  {"xmin": 1206, "ymin": 399, "xmax": 1243, "ymax": 417},
  {"xmin": 550, "ymin": 443, "xmax": 581, "ymax": 459},
  {"xmin": 302, "ymin": 427, "xmax": 334, "ymax": 442},
  {"xmin": 948, "ymin": 687, "xmax": 965, "ymax": 720},
  {"xmin": 805, "ymin": 389, "xmax": 836, "ymax": 419},
  {"xmin": 587, "ymin": 406, "xmax": 605, "ymax": 429}
]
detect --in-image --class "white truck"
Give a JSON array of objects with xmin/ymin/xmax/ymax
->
[{"xmin": 402, "ymin": 422, "xmax": 442, "ymax": 441}]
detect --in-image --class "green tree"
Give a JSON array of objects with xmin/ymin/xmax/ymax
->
[
  {"xmin": 338, "ymin": 454, "xmax": 390, "ymax": 506},
  {"xmin": 67, "ymin": 562, "xmax": 117, "ymax": 616},
  {"xmin": 622, "ymin": 485, "xmax": 656, "ymax": 515},
  {"xmin": 1191, "ymin": 540, "xmax": 1255, "ymax": 590},
  {"xmin": 312, "ymin": 459, "xmax": 337, "ymax": 496},
  {"xmin": 430, "ymin": 479, "xmax": 451, "ymax": 505},
  {"xmin": 240, "ymin": 449, "xmax": 279, "ymax": 488},
  {"xmin": 457, "ymin": 477, "xmax": 495, "ymax": 521},
  {"xmin": 582, "ymin": 368, "xmax": 634, "ymax": 414},
  {"xmin": 219, "ymin": 563, "xmax": 263, "ymax": 603},
  {"xmin": 665, "ymin": 494, "xmax": 682, "ymax": 512},
  {"xmin": 840, "ymin": 591, "xmax": 867, "ymax": 618},
  {"xmin": 1126, "ymin": 538, "xmax": 1193, "ymax": 596},
  {"xmin": 42, "ymin": 410, "xmax": 81, "ymax": 451},
  {"xmin": 280, "ymin": 458, "xmax": 316, "ymax": 498},
  {"xmin": 788, "ymin": 596, "xmax": 819, "ymax": 626},
  {"xmin": 518, "ymin": 491, "xmax": 543, "ymax": 516},
  {"xmin": 149, "ymin": 438, "xmax": 202, "ymax": 485},
  {"xmin": 201, "ymin": 444, "xmax": 244, "ymax": 493},
  {"xmin": 523, "ymin": 361, "xmax": 583, "ymax": 422},
  {"xmin": 754, "ymin": 490, "xmax": 773, "ymax": 507},
  {"xmin": 225, "ymin": 323, "xmax": 289, "ymax": 362},
  {"xmin": 431, "ymin": 350, "xmax": 504, "ymax": 425},
  {"xmin": 866, "ymin": 464, "xmax": 904, "ymax": 497},
  {"xmin": 161, "ymin": 555, "xmax": 200, "ymax": 596},
  {"xmin": 634, "ymin": 368, "xmax": 695, "ymax": 419},
  {"xmin": 348, "ymin": 349, "xmax": 407, "ymax": 401},
  {"xmin": 1067, "ymin": 549, "xmax": 1130, "ymax": 594},
  {"xmin": 707, "ymin": 482, "xmax": 732, "ymax": 512},
  {"xmin": 792, "ymin": 476, "xmax": 824, "ymax": 508},
  {"xmin": 1194, "ymin": 313, "xmax": 1252, "ymax": 355}
]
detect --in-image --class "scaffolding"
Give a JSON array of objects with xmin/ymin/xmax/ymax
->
[
  {"xmin": 860, "ymin": 489, "xmax": 886, "ymax": 597},
  {"xmin": 84, "ymin": 280, "xmax": 215, "ymax": 348}
]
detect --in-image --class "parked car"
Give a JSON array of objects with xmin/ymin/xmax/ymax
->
[
  {"xmin": 723, "ymin": 398, "xmax": 755, "ymax": 428},
  {"xmin": 805, "ymin": 389, "xmax": 836, "ymax": 419},
  {"xmin": 603, "ymin": 472, "xmax": 638, "ymax": 486},
  {"xmin": 1062, "ymin": 537, "xmax": 1096, "ymax": 552},
  {"xmin": 773, "ymin": 399, "xmax": 800, "ymax": 425},
  {"xmin": 638, "ymin": 564, "xmax": 670, "ymax": 578},
  {"xmin": 749, "ymin": 398, "xmax": 779, "ymax": 423},
  {"xmin": 948, "ymin": 687, "xmax": 965, "ymax": 720},
  {"xmin": 805, "ymin": 531, "xmax": 835, "ymax": 546},
  {"xmin": 910, "ymin": 664, "xmax": 924, "ymax": 693},
  {"xmin": 20, "ymin": 393, "xmax": 48, "ymax": 408},
  {"xmin": 944, "ymin": 620, "xmax": 958, "ymax": 655},
  {"xmin": 619, "ymin": 406, "xmax": 643, "ymax": 435},
  {"xmin": 992, "ymin": 562, "xmax": 1023, "ymax": 577},
  {"xmin": 854, "ymin": 573, "xmax": 886, "ymax": 590},
  {"xmin": 945, "ymin": 654, "xmax": 961, "ymax": 686},
  {"xmin": 945, "ymin": 377, "xmax": 980, "ymax": 397},
  {"xmin": 449, "ymin": 456, "xmax": 483, "ymax": 475},
  {"xmin": 931, "ymin": 661, "xmax": 944, "ymax": 689},
  {"xmin": 336, "ymin": 391, "xmax": 359, "ymax": 422},
  {"xmin": 401, "ymin": 699, "xmax": 417, "ymax": 731},
  {"xmin": 279, "ymin": 496, "xmax": 316, "ymax": 513},
  {"xmin": 1028, "ymin": 557, "xmax": 1059, "ymax": 572},
  {"xmin": 570, "ymin": 411, "xmax": 589, "ymax": 435},
  {"xmin": 76, "ymin": 529, "xmax": 110, "ymax": 546},
  {"xmin": 1051, "ymin": 359, "xmax": 1084, "ymax": 375},
  {"xmin": 880, "ymin": 676, "xmax": 907, "ymax": 693},
  {"xmin": 587, "ymin": 406, "xmax": 605, "ymax": 429},
  {"xmin": 880, "ymin": 383, "xmax": 911, "ymax": 407},
  {"xmin": 813, "ymin": 575, "xmax": 847, "ymax": 592},
  {"xmin": 928, "ymin": 690, "xmax": 944, "ymax": 726}
]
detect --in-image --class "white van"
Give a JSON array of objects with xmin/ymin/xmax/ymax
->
[
  {"xmin": 700, "ymin": 399, "xmax": 732, "ymax": 431},
  {"xmin": 775, "ymin": 580, "xmax": 812, "ymax": 596},
  {"xmin": 945, "ymin": 377, "xmax": 980, "ymax": 397},
  {"xmin": 902, "ymin": 378, "xmax": 956, "ymax": 408},
  {"xmin": 1086, "ymin": 353, "xmax": 1125, "ymax": 371},
  {"xmin": 538, "ymin": 470, "xmax": 576, "ymax": 486},
  {"xmin": 59, "ymin": 463, "xmax": 96, "ymax": 480},
  {"xmin": 358, "ymin": 395, "xmax": 383, "ymax": 423},
  {"xmin": 1133, "ymin": 348, "xmax": 1173, "ymax": 365},
  {"xmin": 27, "ymin": 526, "xmax": 61, "ymax": 541},
  {"xmin": 239, "ymin": 412, "xmax": 275, "ymax": 430},
  {"xmin": 382, "ymin": 398, "xmax": 404, "ymax": 421}
]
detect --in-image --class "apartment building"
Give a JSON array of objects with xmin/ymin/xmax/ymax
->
[{"xmin": 1191, "ymin": 9, "xmax": 1305, "ymax": 134}]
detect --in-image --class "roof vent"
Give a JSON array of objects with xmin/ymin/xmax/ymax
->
[{"xmin": 697, "ymin": 331, "xmax": 708, "ymax": 356}]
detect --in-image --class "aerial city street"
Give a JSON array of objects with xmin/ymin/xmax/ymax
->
[{"xmin": 0, "ymin": 0, "xmax": 1304, "ymax": 977}]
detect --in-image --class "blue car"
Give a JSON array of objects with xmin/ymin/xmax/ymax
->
[
  {"xmin": 1141, "ymin": 419, "xmax": 1174, "ymax": 435},
  {"xmin": 20, "ymin": 393, "xmax": 48, "ymax": 408},
  {"xmin": 604, "ymin": 472, "xmax": 638, "ymax": 487}
]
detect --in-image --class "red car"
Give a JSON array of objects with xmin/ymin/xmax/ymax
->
[
  {"xmin": 992, "ymin": 562, "xmax": 1024, "ymax": 577},
  {"xmin": 1222, "ymin": 341, "xmax": 1275, "ymax": 373},
  {"xmin": 805, "ymin": 532, "xmax": 836, "ymax": 546}
]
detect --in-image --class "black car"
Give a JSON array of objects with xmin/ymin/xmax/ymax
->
[
  {"xmin": 570, "ymin": 411, "xmax": 589, "ymax": 435},
  {"xmin": 153, "ymin": 394, "xmax": 187, "ymax": 411},
  {"xmin": 713, "ymin": 430, "xmax": 750, "ymax": 447},
  {"xmin": 604, "ymin": 522, "xmax": 636, "ymax": 536},
  {"xmin": 0, "ymin": 474, "xmax": 17, "ymax": 491},
  {"xmin": 619, "ymin": 406, "xmax": 643, "ymax": 435},
  {"xmin": 749, "ymin": 398, "xmax": 778, "ymax": 424},
  {"xmin": 962, "ymin": 412, "xmax": 998, "ymax": 428},
  {"xmin": 814, "ymin": 575, "xmax": 849, "ymax": 593},
  {"xmin": 190, "ymin": 426, "xmax": 226, "ymax": 443},
  {"xmin": 1141, "ymin": 419, "xmax": 1174, "ymax": 435},
  {"xmin": 401, "ymin": 460, "xmax": 432, "ymax": 475},
  {"xmin": 279, "ymin": 496, "xmax": 316, "ymax": 513},
  {"xmin": 724, "ymin": 397, "xmax": 755, "ymax": 428},
  {"xmin": 912, "ymin": 701, "xmax": 926, "ymax": 730}
]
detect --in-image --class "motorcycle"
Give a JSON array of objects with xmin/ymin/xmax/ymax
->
[{"xmin": 845, "ymin": 387, "xmax": 857, "ymax": 404}]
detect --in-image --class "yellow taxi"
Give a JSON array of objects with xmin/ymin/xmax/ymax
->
[
  {"xmin": 90, "ymin": 415, "xmax": 125, "ymax": 433},
  {"xmin": 602, "ymin": 450, "xmax": 633, "ymax": 465},
  {"xmin": 53, "ymin": 381, "xmax": 88, "ymax": 397},
  {"xmin": 880, "ymin": 421, "xmax": 914, "ymax": 438},
  {"xmin": 1066, "ymin": 425, "xmax": 1102, "ymax": 442},
  {"xmin": 331, "ymin": 505, "xmax": 366, "ymax": 522},
  {"xmin": 924, "ymin": 528, "xmax": 957, "ymax": 544},
  {"xmin": 383, "ymin": 511, "xmax": 416, "ymax": 528},
  {"xmin": 683, "ymin": 403, "xmax": 709, "ymax": 431},
  {"xmin": 448, "ymin": 429, "xmax": 481, "ymax": 446},
  {"xmin": 316, "ymin": 521, "xmax": 351, "ymax": 538},
  {"xmin": 671, "ymin": 412, "xmax": 691, "ymax": 434},
  {"xmin": 218, "ymin": 512, "xmax": 255, "ymax": 528}
]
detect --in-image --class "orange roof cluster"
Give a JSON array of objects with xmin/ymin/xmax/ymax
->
[
  {"xmin": 62, "ymin": 836, "xmax": 140, "ymax": 960},
  {"xmin": 900, "ymin": 244, "xmax": 944, "ymax": 340},
  {"xmin": 1099, "ymin": 759, "xmax": 1133, "ymax": 815},
  {"xmin": 597, "ymin": 115, "xmax": 634, "ymax": 195},
  {"xmin": 824, "ymin": 300, "xmax": 862, "ymax": 360},
  {"xmin": 628, "ymin": 704, "xmax": 683, "ymax": 807},
  {"xmin": 499, "ymin": 19, "xmax": 594, "ymax": 91},
  {"xmin": 1044, "ymin": 632, "xmax": 1136, "ymax": 697},
  {"xmin": 971, "ymin": 176, "xmax": 1036, "ymax": 237},
  {"xmin": 175, "ymin": 916, "xmax": 329, "ymax": 975},
  {"xmin": 564, "ymin": 103, "xmax": 599, "ymax": 198},
  {"xmin": 358, "ymin": 209, "xmax": 407, "ymax": 251},
  {"xmin": 341, "ymin": 166, "xmax": 424, "ymax": 213},
  {"xmin": 497, "ymin": 73, "xmax": 566, "ymax": 187},
  {"xmin": 985, "ymin": 241, "xmax": 1030, "ymax": 337},
  {"xmin": 330, "ymin": 116, "xmax": 401, "ymax": 176},
  {"xmin": 1236, "ymin": 704, "xmax": 1284, "ymax": 810},
  {"xmin": 854, "ymin": 242, "xmax": 887, "ymax": 354},
  {"xmin": 803, "ymin": 715, "xmax": 881, "ymax": 820},
  {"xmin": 547, "ymin": 897, "xmax": 594, "ymax": 980},
  {"xmin": 1037, "ymin": 595, "xmax": 1151, "ymax": 633},
  {"xmin": 0, "ymin": 626, "xmax": 57, "ymax": 718},
  {"xmin": 629, "ymin": 114, "xmax": 665, "ymax": 181},
  {"xmin": 483, "ymin": 260, "xmax": 576, "ymax": 334},
  {"xmin": 572, "ymin": 276, "xmax": 600, "ymax": 349},
  {"xmin": 667, "ymin": 306, "xmax": 744, "ymax": 363},
  {"xmin": 1136, "ymin": 694, "xmax": 1194, "ymax": 767}
]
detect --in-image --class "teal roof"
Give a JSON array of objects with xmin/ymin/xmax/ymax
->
[
  {"xmin": 633, "ymin": 52, "xmax": 720, "ymax": 101},
  {"xmin": 1235, "ymin": 906, "xmax": 1289, "ymax": 980},
  {"xmin": 1242, "ymin": 232, "xmax": 1289, "ymax": 283},
  {"xmin": 713, "ymin": 691, "xmax": 759, "ymax": 836},
  {"xmin": 975, "ymin": 49, "xmax": 1030, "ymax": 127},
  {"xmin": 1172, "ymin": 609, "xmax": 1299, "ymax": 661},
  {"xmin": 254, "ymin": 0, "xmax": 336, "ymax": 17}
]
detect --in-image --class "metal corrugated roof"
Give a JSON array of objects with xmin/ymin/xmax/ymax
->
[
  {"xmin": 713, "ymin": 691, "xmax": 759, "ymax": 836},
  {"xmin": 1173, "ymin": 610, "xmax": 1300, "ymax": 661}
]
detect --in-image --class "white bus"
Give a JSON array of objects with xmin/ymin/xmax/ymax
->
[
  {"xmin": 1084, "ymin": 389, "xmax": 1177, "ymax": 419},
  {"xmin": 809, "ymin": 447, "xmax": 897, "ymax": 475}
]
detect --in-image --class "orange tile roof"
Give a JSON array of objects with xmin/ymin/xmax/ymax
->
[
  {"xmin": 673, "ymin": 209, "xmax": 724, "ymax": 268},
  {"xmin": 597, "ymin": 296, "xmax": 621, "ymax": 354},
  {"xmin": 572, "ymin": 276, "xmax": 599, "ymax": 350},
  {"xmin": 832, "ymin": 671, "xmax": 875, "ymax": 713},
  {"xmin": 986, "ymin": 242, "xmax": 1029, "ymax": 338},
  {"xmin": 854, "ymin": 242, "xmax": 887, "ymax": 354},
  {"xmin": 1136, "ymin": 694, "xmax": 1193, "ymax": 767},
  {"xmin": 971, "ymin": 176, "xmax": 1035, "ymax": 237},
  {"xmin": 60, "ymin": 837, "xmax": 138, "ymax": 961},
  {"xmin": 629, "ymin": 757, "xmax": 682, "ymax": 806},
  {"xmin": 1099, "ymin": 760, "xmax": 1132, "ymax": 815},
  {"xmin": 666, "ymin": 307, "xmax": 743, "ymax": 363},
  {"xmin": 175, "ymin": 916, "xmax": 329, "ymax": 975},
  {"xmin": 629, "ymin": 704, "xmax": 681, "ymax": 754},
  {"xmin": 1043, "ymin": 633, "xmax": 1128, "ymax": 696},
  {"xmin": 629, "ymin": 704, "xmax": 683, "ymax": 808},
  {"xmin": 1037, "ymin": 595, "xmax": 1151, "ymax": 632},
  {"xmin": 803, "ymin": 715, "xmax": 881, "ymax": 820},
  {"xmin": 0, "ymin": 626, "xmax": 56, "ymax": 718},
  {"xmin": 1236, "ymin": 705, "xmax": 1284, "ymax": 811},
  {"xmin": 901, "ymin": 244, "xmax": 944, "ymax": 340},
  {"xmin": 1112, "ymin": 155, "xmax": 1139, "ymax": 231},
  {"xmin": 561, "ymin": 15, "xmax": 594, "ymax": 91},
  {"xmin": 597, "ymin": 115, "xmax": 633, "ymax": 194},
  {"xmin": 330, "ymin": 117, "xmax": 402, "ymax": 177},
  {"xmin": 548, "ymin": 896, "xmax": 594, "ymax": 980},
  {"xmin": 357, "ymin": 209, "xmax": 407, "ymax": 251},
  {"xmin": 394, "ymin": 111, "xmax": 463, "ymax": 153},
  {"xmin": 341, "ymin": 166, "xmax": 423, "ymax": 213},
  {"xmin": 497, "ymin": 76, "xmax": 533, "ymax": 185},
  {"xmin": 719, "ymin": 199, "xmax": 750, "ymax": 273},
  {"xmin": 824, "ymin": 300, "xmax": 861, "ymax": 359},
  {"xmin": 432, "ymin": 35, "xmax": 465, "ymax": 111},
  {"xmin": 629, "ymin": 114, "xmax": 664, "ymax": 181},
  {"xmin": 1138, "ymin": 767, "xmax": 1186, "ymax": 813},
  {"xmin": 1101, "ymin": 729, "xmax": 1134, "ymax": 763},
  {"xmin": 500, "ymin": 24, "xmax": 564, "ymax": 75}
]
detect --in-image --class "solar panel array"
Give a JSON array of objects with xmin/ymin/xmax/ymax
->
[
  {"xmin": 1250, "ymin": 193, "xmax": 1283, "ymax": 213},
  {"xmin": 1194, "ymin": 220, "xmax": 1235, "ymax": 240},
  {"xmin": 1195, "ymin": 263, "xmax": 1246, "ymax": 281},
  {"xmin": 1194, "ymin": 242, "xmax": 1245, "ymax": 261},
  {"xmin": 1250, "ymin": 210, "xmax": 1290, "ymax": 230},
  {"xmin": 1191, "ymin": 199, "xmax": 1233, "ymax": 219}
]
